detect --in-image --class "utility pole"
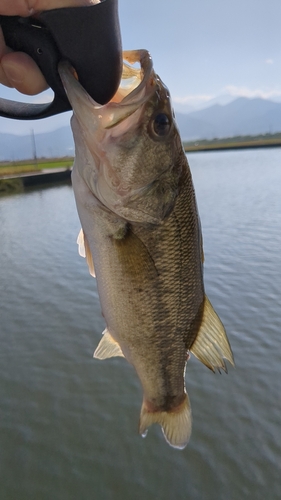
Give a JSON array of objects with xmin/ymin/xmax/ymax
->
[{"xmin": 31, "ymin": 129, "xmax": 38, "ymax": 169}]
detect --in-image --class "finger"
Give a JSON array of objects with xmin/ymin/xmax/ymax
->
[
  {"xmin": 0, "ymin": 0, "xmax": 99, "ymax": 17},
  {"xmin": 0, "ymin": 65, "xmax": 12, "ymax": 87},
  {"xmin": 0, "ymin": 26, "xmax": 11, "ymax": 58},
  {"xmin": 34, "ymin": 0, "xmax": 100, "ymax": 11},
  {"xmin": 1, "ymin": 51, "xmax": 48, "ymax": 94},
  {"xmin": 0, "ymin": 0, "xmax": 99, "ymax": 93},
  {"xmin": 0, "ymin": 27, "xmax": 13, "ymax": 86},
  {"xmin": 0, "ymin": 1, "xmax": 35, "ymax": 17}
]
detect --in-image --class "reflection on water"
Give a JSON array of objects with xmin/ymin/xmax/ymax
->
[{"xmin": 0, "ymin": 149, "xmax": 281, "ymax": 500}]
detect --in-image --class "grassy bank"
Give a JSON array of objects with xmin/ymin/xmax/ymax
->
[
  {"xmin": 2, "ymin": 131, "xmax": 281, "ymax": 176},
  {"xmin": 184, "ymin": 132, "xmax": 281, "ymax": 152},
  {"xmin": 0, "ymin": 157, "xmax": 73, "ymax": 177}
]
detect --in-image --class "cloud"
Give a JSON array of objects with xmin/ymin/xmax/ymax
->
[
  {"xmin": 172, "ymin": 94, "xmax": 215, "ymax": 106},
  {"xmin": 223, "ymin": 85, "xmax": 281, "ymax": 100},
  {"xmin": 265, "ymin": 59, "xmax": 274, "ymax": 64},
  {"xmin": 173, "ymin": 94, "xmax": 214, "ymax": 104},
  {"xmin": 172, "ymin": 85, "xmax": 281, "ymax": 111}
]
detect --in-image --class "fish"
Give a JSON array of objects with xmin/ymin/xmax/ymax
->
[{"xmin": 59, "ymin": 50, "xmax": 234, "ymax": 450}]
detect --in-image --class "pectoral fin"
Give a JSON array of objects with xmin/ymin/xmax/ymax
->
[
  {"xmin": 113, "ymin": 225, "xmax": 159, "ymax": 279},
  {"xmin": 77, "ymin": 229, "xmax": 95, "ymax": 277},
  {"xmin": 94, "ymin": 328, "xmax": 125, "ymax": 360},
  {"xmin": 190, "ymin": 295, "xmax": 235, "ymax": 373}
]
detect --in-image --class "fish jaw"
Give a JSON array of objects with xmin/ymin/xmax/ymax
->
[
  {"xmin": 58, "ymin": 49, "xmax": 155, "ymax": 180},
  {"xmin": 59, "ymin": 51, "xmax": 182, "ymax": 224}
]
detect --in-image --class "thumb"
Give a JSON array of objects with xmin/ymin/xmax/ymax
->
[{"xmin": 1, "ymin": 51, "xmax": 48, "ymax": 94}]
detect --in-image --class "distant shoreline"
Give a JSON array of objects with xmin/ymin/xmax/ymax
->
[
  {"xmin": 184, "ymin": 133, "xmax": 281, "ymax": 153},
  {"xmin": 0, "ymin": 167, "xmax": 71, "ymax": 196},
  {"xmin": 0, "ymin": 157, "xmax": 73, "ymax": 178}
]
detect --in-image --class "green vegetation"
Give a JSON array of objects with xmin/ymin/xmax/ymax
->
[
  {"xmin": 184, "ymin": 132, "xmax": 281, "ymax": 152},
  {"xmin": 2, "ymin": 131, "xmax": 281, "ymax": 177},
  {"xmin": 0, "ymin": 157, "xmax": 73, "ymax": 177},
  {"xmin": 0, "ymin": 177, "xmax": 24, "ymax": 195}
]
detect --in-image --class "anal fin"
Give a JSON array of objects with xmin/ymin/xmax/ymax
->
[
  {"xmin": 94, "ymin": 328, "xmax": 125, "ymax": 360},
  {"xmin": 190, "ymin": 295, "xmax": 235, "ymax": 372}
]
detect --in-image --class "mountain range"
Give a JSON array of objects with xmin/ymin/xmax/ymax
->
[
  {"xmin": 1, "ymin": 97, "xmax": 281, "ymax": 161},
  {"xmin": 0, "ymin": 126, "xmax": 74, "ymax": 162},
  {"xmin": 175, "ymin": 97, "xmax": 281, "ymax": 141}
]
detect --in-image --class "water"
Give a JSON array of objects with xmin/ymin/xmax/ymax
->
[{"xmin": 0, "ymin": 149, "xmax": 280, "ymax": 500}]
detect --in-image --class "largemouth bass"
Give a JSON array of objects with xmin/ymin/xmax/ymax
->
[{"xmin": 59, "ymin": 50, "xmax": 234, "ymax": 449}]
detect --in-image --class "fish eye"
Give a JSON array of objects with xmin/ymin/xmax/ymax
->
[{"xmin": 151, "ymin": 113, "xmax": 171, "ymax": 137}]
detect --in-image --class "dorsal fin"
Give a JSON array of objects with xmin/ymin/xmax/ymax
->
[
  {"xmin": 77, "ymin": 229, "xmax": 95, "ymax": 277},
  {"xmin": 190, "ymin": 295, "xmax": 235, "ymax": 373},
  {"xmin": 94, "ymin": 328, "xmax": 125, "ymax": 360}
]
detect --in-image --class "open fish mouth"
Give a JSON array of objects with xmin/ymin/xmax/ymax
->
[
  {"xmin": 59, "ymin": 49, "xmax": 175, "ymax": 224},
  {"xmin": 58, "ymin": 50, "xmax": 157, "ymax": 130}
]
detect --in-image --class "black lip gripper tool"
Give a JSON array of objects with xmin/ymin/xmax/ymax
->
[{"xmin": 0, "ymin": 0, "xmax": 122, "ymax": 119}]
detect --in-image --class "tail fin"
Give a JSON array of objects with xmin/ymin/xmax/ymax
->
[{"xmin": 139, "ymin": 393, "xmax": 192, "ymax": 450}]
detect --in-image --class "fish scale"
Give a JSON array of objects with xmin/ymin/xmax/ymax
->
[{"xmin": 59, "ymin": 50, "xmax": 234, "ymax": 449}]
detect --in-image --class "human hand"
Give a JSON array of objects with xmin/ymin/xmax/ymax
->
[{"xmin": 0, "ymin": 0, "xmax": 98, "ymax": 95}]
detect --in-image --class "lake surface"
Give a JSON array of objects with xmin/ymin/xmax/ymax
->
[{"xmin": 0, "ymin": 148, "xmax": 280, "ymax": 500}]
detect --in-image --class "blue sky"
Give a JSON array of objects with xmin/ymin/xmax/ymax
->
[{"xmin": 0, "ymin": 0, "xmax": 281, "ymax": 134}]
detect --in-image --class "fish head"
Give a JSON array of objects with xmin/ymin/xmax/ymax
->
[{"xmin": 59, "ymin": 50, "xmax": 183, "ymax": 223}]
